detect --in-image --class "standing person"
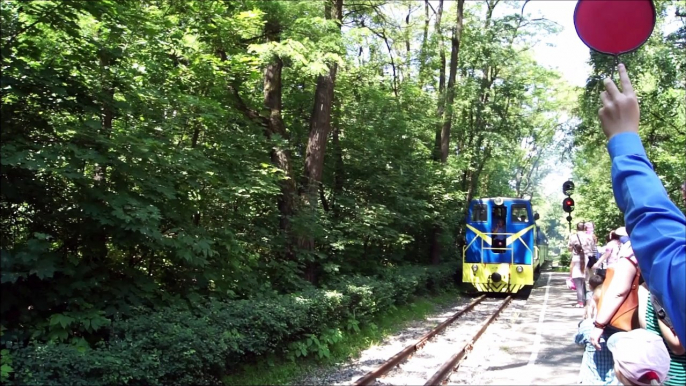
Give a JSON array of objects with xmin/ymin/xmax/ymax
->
[
  {"xmin": 589, "ymin": 231, "xmax": 640, "ymax": 350},
  {"xmin": 596, "ymin": 241, "xmax": 606, "ymax": 270},
  {"xmin": 598, "ymin": 63, "xmax": 686, "ymax": 344},
  {"xmin": 594, "ymin": 230, "xmax": 621, "ymax": 272},
  {"xmin": 569, "ymin": 222, "xmax": 592, "ymax": 307},
  {"xmin": 585, "ymin": 274, "xmax": 605, "ymax": 320},
  {"xmin": 492, "ymin": 218, "xmax": 506, "ymax": 252},
  {"xmin": 586, "ymin": 222, "xmax": 600, "ymax": 275}
]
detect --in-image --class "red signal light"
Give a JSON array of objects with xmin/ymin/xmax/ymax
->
[{"xmin": 562, "ymin": 197, "xmax": 575, "ymax": 213}]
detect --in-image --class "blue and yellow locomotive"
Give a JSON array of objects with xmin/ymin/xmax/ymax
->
[{"xmin": 462, "ymin": 197, "xmax": 547, "ymax": 293}]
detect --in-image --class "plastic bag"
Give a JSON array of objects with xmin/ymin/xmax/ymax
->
[{"xmin": 566, "ymin": 277, "xmax": 576, "ymax": 290}]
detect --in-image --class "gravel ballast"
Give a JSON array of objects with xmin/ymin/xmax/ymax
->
[{"xmin": 293, "ymin": 293, "xmax": 528, "ymax": 386}]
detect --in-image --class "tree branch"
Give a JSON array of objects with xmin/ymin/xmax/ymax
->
[
  {"xmin": 364, "ymin": 23, "xmax": 399, "ymax": 97},
  {"xmin": 649, "ymin": 110, "xmax": 685, "ymax": 135},
  {"xmin": 7, "ymin": 1, "xmax": 66, "ymax": 48},
  {"xmin": 215, "ymin": 48, "xmax": 269, "ymax": 128},
  {"xmin": 227, "ymin": 83, "xmax": 269, "ymax": 128},
  {"xmin": 520, "ymin": 0, "xmax": 531, "ymax": 16},
  {"xmin": 427, "ymin": 0, "xmax": 436, "ymax": 16}
]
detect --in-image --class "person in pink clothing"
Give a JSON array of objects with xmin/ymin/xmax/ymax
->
[
  {"xmin": 569, "ymin": 222, "xmax": 593, "ymax": 307},
  {"xmin": 594, "ymin": 230, "xmax": 622, "ymax": 271},
  {"xmin": 585, "ymin": 222, "xmax": 600, "ymax": 276},
  {"xmin": 585, "ymin": 221, "xmax": 595, "ymax": 236}
]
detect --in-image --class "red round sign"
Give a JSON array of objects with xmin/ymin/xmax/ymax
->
[{"xmin": 574, "ymin": 0, "xmax": 656, "ymax": 55}]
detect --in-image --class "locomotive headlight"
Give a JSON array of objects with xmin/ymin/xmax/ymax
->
[
  {"xmin": 516, "ymin": 265, "xmax": 524, "ymax": 273},
  {"xmin": 472, "ymin": 264, "xmax": 478, "ymax": 272},
  {"xmin": 494, "ymin": 197, "xmax": 504, "ymax": 206}
]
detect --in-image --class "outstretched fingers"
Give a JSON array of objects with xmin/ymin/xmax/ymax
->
[
  {"xmin": 618, "ymin": 63, "xmax": 635, "ymax": 96},
  {"xmin": 600, "ymin": 91, "xmax": 610, "ymax": 107},
  {"xmin": 603, "ymin": 77, "xmax": 620, "ymax": 98}
]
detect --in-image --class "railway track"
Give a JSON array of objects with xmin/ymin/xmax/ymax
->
[{"xmin": 353, "ymin": 295, "xmax": 513, "ymax": 386}]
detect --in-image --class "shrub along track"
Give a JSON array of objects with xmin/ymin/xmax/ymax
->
[{"xmin": 353, "ymin": 295, "xmax": 513, "ymax": 386}]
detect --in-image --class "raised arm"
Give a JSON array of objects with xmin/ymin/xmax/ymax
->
[
  {"xmin": 593, "ymin": 248, "xmax": 610, "ymax": 269},
  {"xmin": 599, "ymin": 63, "xmax": 686, "ymax": 344},
  {"xmin": 608, "ymin": 133, "xmax": 686, "ymax": 343}
]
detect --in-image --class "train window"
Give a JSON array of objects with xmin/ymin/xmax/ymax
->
[
  {"xmin": 492, "ymin": 205, "xmax": 507, "ymax": 223},
  {"xmin": 471, "ymin": 204, "xmax": 488, "ymax": 222},
  {"xmin": 511, "ymin": 205, "xmax": 529, "ymax": 223},
  {"xmin": 491, "ymin": 205, "xmax": 507, "ymax": 254}
]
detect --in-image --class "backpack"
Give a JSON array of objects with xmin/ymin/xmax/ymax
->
[
  {"xmin": 587, "ymin": 238, "xmax": 599, "ymax": 268},
  {"xmin": 572, "ymin": 234, "xmax": 585, "ymax": 258},
  {"xmin": 586, "ymin": 251, "xmax": 598, "ymax": 269},
  {"xmin": 651, "ymin": 293, "xmax": 674, "ymax": 332},
  {"xmin": 597, "ymin": 255, "xmax": 640, "ymax": 332}
]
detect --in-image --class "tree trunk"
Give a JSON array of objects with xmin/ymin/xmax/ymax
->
[
  {"xmin": 485, "ymin": 0, "xmax": 499, "ymax": 30},
  {"xmin": 302, "ymin": 72, "xmax": 336, "ymax": 198},
  {"xmin": 432, "ymin": 0, "xmax": 445, "ymax": 161},
  {"xmin": 418, "ymin": 0, "xmax": 430, "ymax": 87},
  {"xmin": 264, "ymin": 57, "xmax": 297, "ymax": 245},
  {"xmin": 331, "ymin": 124, "xmax": 344, "ymax": 218},
  {"xmin": 191, "ymin": 120, "xmax": 202, "ymax": 226},
  {"xmin": 469, "ymin": 144, "xmax": 491, "ymax": 201},
  {"xmin": 457, "ymin": 0, "xmax": 500, "ymax": 223},
  {"xmin": 439, "ymin": 0, "xmax": 465, "ymax": 162},
  {"xmin": 300, "ymin": 0, "xmax": 343, "ymax": 284},
  {"xmin": 429, "ymin": 0, "xmax": 445, "ymax": 264},
  {"xmin": 429, "ymin": 0, "xmax": 464, "ymax": 265},
  {"xmin": 221, "ymin": 19, "xmax": 298, "ymax": 263}
]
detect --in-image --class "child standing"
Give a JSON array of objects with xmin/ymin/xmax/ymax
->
[{"xmin": 584, "ymin": 274, "xmax": 605, "ymax": 320}]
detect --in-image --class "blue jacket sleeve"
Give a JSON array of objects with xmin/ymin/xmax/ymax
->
[{"xmin": 608, "ymin": 132, "xmax": 686, "ymax": 344}]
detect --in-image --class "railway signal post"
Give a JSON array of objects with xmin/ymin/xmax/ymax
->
[{"xmin": 562, "ymin": 180, "xmax": 575, "ymax": 232}]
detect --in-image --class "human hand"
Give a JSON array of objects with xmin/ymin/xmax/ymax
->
[
  {"xmin": 589, "ymin": 326, "xmax": 604, "ymax": 350},
  {"xmin": 598, "ymin": 63, "xmax": 639, "ymax": 140}
]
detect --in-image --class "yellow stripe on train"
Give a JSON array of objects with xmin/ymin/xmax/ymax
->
[
  {"xmin": 465, "ymin": 224, "xmax": 535, "ymax": 247},
  {"xmin": 466, "ymin": 224, "xmax": 492, "ymax": 246},
  {"xmin": 505, "ymin": 225, "xmax": 535, "ymax": 248},
  {"xmin": 462, "ymin": 263, "xmax": 535, "ymax": 293}
]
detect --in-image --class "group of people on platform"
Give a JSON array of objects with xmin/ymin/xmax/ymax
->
[
  {"xmin": 565, "ymin": 65, "xmax": 685, "ymax": 386},
  {"xmin": 570, "ymin": 222, "xmax": 685, "ymax": 385}
]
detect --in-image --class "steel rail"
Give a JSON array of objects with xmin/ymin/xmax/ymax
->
[
  {"xmin": 423, "ymin": 295, "xmax": 513, "ymax": 386},
  {"xmin": 353, "ymin": 294, "xmax": 487, "ymax": 386}
]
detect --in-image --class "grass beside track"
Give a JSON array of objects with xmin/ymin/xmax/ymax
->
[{"xmin": 222, "ymin": 288, "xmax": 466, "ymax": 385}]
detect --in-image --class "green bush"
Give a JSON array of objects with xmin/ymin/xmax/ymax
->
[
  {"xmin": 559, "ymin": 251, "xmax": 572, "ymax": 268},
  {"xmin": 6, "ymin": 264, "xmax": 458, "ymax": 386}
]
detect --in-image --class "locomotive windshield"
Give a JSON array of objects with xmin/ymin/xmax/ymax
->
[
  {"xmin": 471, "ymin": 204, "xmax": 488, "ymax": 222},
  {"xmin": 511, "ymin": 204, "xmax": 528, "ymax": 223}
]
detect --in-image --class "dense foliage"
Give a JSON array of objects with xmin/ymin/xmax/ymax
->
[
  {"xmin": 6, "ymin": 264, "xmax": 458, "ymax": 385},
  {"xmin": 2, "ymin": 0, "xmax": 682, "ymax": 383}
]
